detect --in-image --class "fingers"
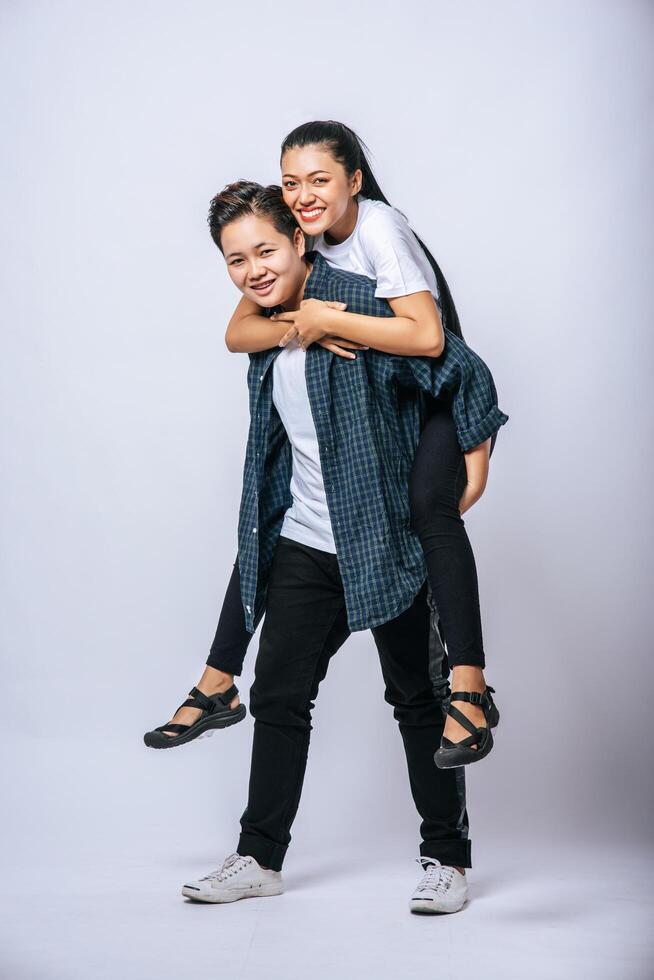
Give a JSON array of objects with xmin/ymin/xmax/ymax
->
[
  {"xmin": 318, "ymin": 340, "xmax": 357, "ymax": 359},
  {"xmin": 324, "ymin": 301, "xmax": 348, "ymax": 311},
  {"xmin": 278, "ymin": 325, "xmax": 299, "ymax": 347},
  {"xmin": 326, "ymin": 337, "xmax": 369, "ymax": 350},
  {"xmin": 270, "ymin": 312, "xmax": 294, "ymax": 322}
]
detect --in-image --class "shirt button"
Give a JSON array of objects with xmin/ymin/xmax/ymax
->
[
  {"xmin": 260, "ymin": 375, "xmax": 264, "ymax": 381},
  {"xmin": 246, "ymin": 605, "xmax": 252, "ymax": 614},
  {"xmin": 252, "ymin": 528, "xmax": 257, "ymax": 534}
]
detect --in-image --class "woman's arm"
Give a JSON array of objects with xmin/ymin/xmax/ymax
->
[
  {"xmin": 458, "ymin": 439, "xmax": 491, "ymax": 515},
  {"xmin": 225, "ymin": 295, "xmax": 287, "ymax": 353},
  {"xmin": 273, "ymin": 292, "xmax": 444, "ymax": 357},
  {"xmin": 225, "ymin": 294, "xmax": 368, "ymax": 358}
]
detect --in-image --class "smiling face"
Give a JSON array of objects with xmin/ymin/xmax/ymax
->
[
  {"xmin": 220, "ymin": 214, "xmax": 307, "ymax": 308},
  {"xmin": 281, "ymin": 144, "xmax": 361, "ymax": 238}
]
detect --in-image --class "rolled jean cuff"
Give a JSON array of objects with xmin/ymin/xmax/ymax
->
[
  {"xmin": 238, "ymin": 833, "xmax": 288, "ymax": 873},
  {"xmin": 205, "ymin": 652, "xmax": 243, "ymax": 676},
  {"xmin": 420, "ymin": 837, "xmax": 472, "ymax": 869},
  {"xmin": 446, "ymin": 654, "xmax": 486, "ymax": 670}
]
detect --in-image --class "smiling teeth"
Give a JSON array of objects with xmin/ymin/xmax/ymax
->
[{"xmin": 301, "ymin": 208, "xmax": 324, "ymax": 217}]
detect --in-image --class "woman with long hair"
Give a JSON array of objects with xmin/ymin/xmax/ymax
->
[
  {"xmin": 145, "ymin": 121, "xmax": 504, "ymax": 768},
  {"xmin": 174, "ymin": 181, "xmax": 506, "ymax": 910}
]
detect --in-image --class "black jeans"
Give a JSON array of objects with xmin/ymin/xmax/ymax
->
[
  {"xmin": 408, "ymin": 395, "xmax": 490, "ymax": 668},
  {"xmin": 236, "ymin": 536, "xmax": 471, "ymax": 872},
  {"xmin": 207, "ymin": 398, "xmax": 492, "ymax": 675}
]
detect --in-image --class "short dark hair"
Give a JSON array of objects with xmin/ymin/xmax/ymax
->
[{"xmin": 208, "ymin": 180, "xmax": 300, "ymax": 252}]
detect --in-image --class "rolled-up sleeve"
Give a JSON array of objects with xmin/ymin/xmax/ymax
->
[{"xmin": 395, "ymin": 332, "xmax": 509, "ymax": 451}]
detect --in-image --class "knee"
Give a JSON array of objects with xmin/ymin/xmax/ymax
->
[
  {"xmin": 384, "ymin": 686, "xmax": 445, "ymax": 729},
  {"xmin": 249, "ymin": 677, "xmax": 313, "ymax": 730}
]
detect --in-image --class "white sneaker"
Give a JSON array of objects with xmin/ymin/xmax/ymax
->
[
  {"xmin": 181, "ymin": 853, "xmax": 283, "ymax": 904},
  {"xmin": 410, "ymin": 857, "xmax": 468, "ymax": 914}
]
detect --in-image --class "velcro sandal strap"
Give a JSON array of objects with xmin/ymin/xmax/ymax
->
[
  {"xmin": 180, "ymin": 685, "xmax": 239, "ymax": 713},
  {"xmin": 451, "ymin": 689, "xmax": 494, "ymax": 710},
  {"xmin": 212, "ymin": 684, "xmax": 238, "ymax": 707},
  {"xmin": 446, "ymin": 704, "xmax": 484, "ymax": 737},
  {"xmin": 183, "ymin": 687, "xmax": 215, "ymax": 711},
  {"xmin": 450, "ymin": 691, "xmax": 482, "ymax": 705},
  {"xmin": 154, "ymin": 723, "xmax": 189, "ymax": 735}
]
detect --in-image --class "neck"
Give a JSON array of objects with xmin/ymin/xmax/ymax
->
[
  {"xmin": 323, "ymin": 196, "xmax": 359, "ymax": 246},
  {"xmin": 281, "ymin": 258, "xmax": 312, "ymax": 311}
]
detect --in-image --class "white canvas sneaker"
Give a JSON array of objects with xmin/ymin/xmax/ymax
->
[
  {"xmin": 182, "ymin": 853, "xmax": 283, "ymax": 904},
  {"xmin": 410, "ymin": 857, "xmax": 468, "ymax": 914}
]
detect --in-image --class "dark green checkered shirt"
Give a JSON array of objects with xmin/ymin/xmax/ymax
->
[{"xmin": 237, "ymin": 252, "xmax": 508, "ymax": 633}]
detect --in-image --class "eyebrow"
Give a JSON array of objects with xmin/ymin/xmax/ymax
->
[
  {"xmin": 225, "ymin": 241, "xmax": 277, "ymax": 260},
  {"xmin": 282, "ymin": 170, "xmax": 332, "ymax": 179}
]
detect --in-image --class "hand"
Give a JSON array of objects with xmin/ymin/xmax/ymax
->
[
  {"xmin": 317, "ymin": 337, "xmax": 369, "ymax": 360},
  {"xmin": 459, "ymin": 439, "xmax": 491, "ymax": 514},
  {"xmin": 458, "ymin": 484, "xmax": 483, "ymax": 515},
  {"xmin": 272, "ymin": 299, "xmax": 347, "ymax": 350}
]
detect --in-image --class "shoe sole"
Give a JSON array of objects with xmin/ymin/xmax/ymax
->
[
  {"xmin": 181, "ymin": 883, "xmax": 283, "ymax": 903},
  {"xmin": 144, "ymin": 703, "xmax": 247, "ymax": 749},
  {"xmin": 410, "ymin": 898, "xmax": 467, "ymax": 915}
]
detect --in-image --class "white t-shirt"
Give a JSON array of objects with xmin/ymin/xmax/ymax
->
[
  {"xmin": 272, "ymin": 196, "xmax": 438, "ymax": 556},
  {"xmin": 311, "ymin": 196, "xmax": 440, "ymax": 302},
  {"xmin": 272, "ymin": 339, "xmax": 337, "ymax": 554}
]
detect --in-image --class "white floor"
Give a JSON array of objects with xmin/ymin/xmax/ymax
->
[
  {"xmin": 2, "ymin": 832, "xmax": 653, "ymax": 978},
  {"xmin": 2, "ymin": 735, "xmax": 653, "ymax": 980}
]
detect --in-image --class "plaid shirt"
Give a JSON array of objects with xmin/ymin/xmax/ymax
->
[{"xmin": 237, "ymin": 251, "xmax": 508, "ymax": 633}]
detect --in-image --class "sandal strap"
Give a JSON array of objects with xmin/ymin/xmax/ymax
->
[
  {"xmin": 154, "ymin": 723, "xmax": 190, "ymax": 735},
  {"xmin": 450, "ymin": 688, "xmax": 495, "ymax": 710},
  {"xmin": 212, "ymin": 684, "xmax": 239, "ymax": 706},
  {"xmin": 186, "ymin": 687, "xmax": 214, "ymax": 710},
  {"xmin": 446, "ymin": 703, "xmax": 485, "ymax": 737},
  {"xmin": 177, "ymin": 684, "xmax": 239, "ymax": 714},
  {"xmin": 441, "ymin": 731, "xmax": 483, "ymax": 750}
]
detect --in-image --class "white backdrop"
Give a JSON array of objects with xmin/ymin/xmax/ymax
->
[{"xmin": 2, "ymin": 2, "xmax": 653, "ymax": 978}]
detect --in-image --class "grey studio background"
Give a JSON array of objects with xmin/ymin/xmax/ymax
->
[{"xmin": 1, "ymin": 2, "xmax": 653, "ymax": 979}]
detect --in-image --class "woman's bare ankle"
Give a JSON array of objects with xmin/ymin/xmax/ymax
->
[
  {"xmin": 196, "ymin": 666, "xmax": 240, "ymax": 710},
  {"xmin": 450, "ymin": 665, "xmax": 486, "ymax": 692}
]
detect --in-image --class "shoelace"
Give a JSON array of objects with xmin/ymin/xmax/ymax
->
[
  {"xmin": 199, "ymin": 854, "xmax": 251, "ymax": 883},
  {"xmin": 415, "ymin": 858, "xmax": 454, "ymax": 895}
]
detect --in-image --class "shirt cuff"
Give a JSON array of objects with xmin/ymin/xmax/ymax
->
[{"xmin": 457, "ymin": 406, "xmax": 509, "ymax": 452}]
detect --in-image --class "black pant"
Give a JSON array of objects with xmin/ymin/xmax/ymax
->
[
  {"xmin": 408, "ymin": 396, "xmax": 488, "ymax": 668},
  {"xmin": 236, "ymin": 537, "xmax": 471, "ymax": 872},
  {"xmin": 207, "ymin": 399, "xmax": 490, "ymax": 675}
]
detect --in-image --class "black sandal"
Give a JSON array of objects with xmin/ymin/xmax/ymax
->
[
  {"xmin": 434, "ymin": 686, "xmax": 500, "ymax": 769},
  {"xmin": 143, "ymin": 685, "xmax": 246, "ymax": 749}
]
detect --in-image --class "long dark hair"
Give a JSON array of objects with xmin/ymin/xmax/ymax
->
[
  {"xmin": 281, "ymin": 120, "xmax": 463, "ymax": 340},
  {"xmin": 208, "ymin": 179, "xmax": 300, "ymax": 252}
]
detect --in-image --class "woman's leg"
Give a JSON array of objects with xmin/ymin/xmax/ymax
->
[
  {"xmin": 408, "ymin": 398, "xmax": 489, "ymax": 745},
  {"xmin": 157, "ymin": 559, "xmax": 255, "ymax": 736},
  {"xmin": 207, "ymin": 558, "xmax": 258, "ymax": 674},
  {"xmin": 238, "ymin": 538, "xmax": 350, "ymax": 871}
]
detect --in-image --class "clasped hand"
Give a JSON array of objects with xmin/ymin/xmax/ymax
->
[{"xmin": 271, "ymin": 298, "xmax": 368, "ymax": 359}]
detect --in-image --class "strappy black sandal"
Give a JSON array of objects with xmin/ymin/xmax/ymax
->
[
  {"xmin": 143, "ymin": 685, "xmax": 246, "ymax": 749},
  {"xmin": 434, "ymin": 686, "xmax": 500, "ymax": 769}
]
